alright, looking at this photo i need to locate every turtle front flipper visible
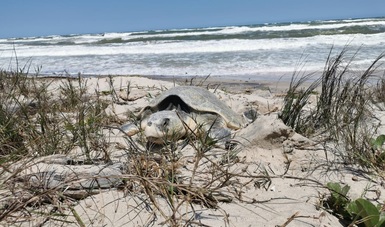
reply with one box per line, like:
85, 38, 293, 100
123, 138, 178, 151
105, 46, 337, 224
209, 127, 231, 142
121, 122, 140, 136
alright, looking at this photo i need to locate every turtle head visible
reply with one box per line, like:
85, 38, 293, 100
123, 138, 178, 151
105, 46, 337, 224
141, 110, 187, 144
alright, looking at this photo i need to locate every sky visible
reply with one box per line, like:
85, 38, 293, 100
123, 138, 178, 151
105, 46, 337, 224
2, 0, 385, 39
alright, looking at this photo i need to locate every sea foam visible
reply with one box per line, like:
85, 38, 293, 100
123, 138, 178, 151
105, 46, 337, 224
0, 17, 384, 80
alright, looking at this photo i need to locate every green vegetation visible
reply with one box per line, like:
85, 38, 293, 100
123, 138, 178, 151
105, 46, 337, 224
323, 182, 385, 226
370, 134, 385, 168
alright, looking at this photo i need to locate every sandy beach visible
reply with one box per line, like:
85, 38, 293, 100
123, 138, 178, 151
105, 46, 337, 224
1, 1, 385, 225
1, 71, 385, 227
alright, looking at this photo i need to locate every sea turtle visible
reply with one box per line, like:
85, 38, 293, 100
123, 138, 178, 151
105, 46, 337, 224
121, 86, 247, 144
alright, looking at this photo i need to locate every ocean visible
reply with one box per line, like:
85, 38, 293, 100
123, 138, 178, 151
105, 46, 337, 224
0, 17, 385, 81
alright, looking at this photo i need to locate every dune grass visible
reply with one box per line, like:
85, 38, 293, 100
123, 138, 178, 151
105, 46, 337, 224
280, 46, 385, 170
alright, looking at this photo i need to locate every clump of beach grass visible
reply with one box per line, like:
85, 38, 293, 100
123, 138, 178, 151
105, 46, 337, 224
279, 66, 320, 134
280, 46, 385, 170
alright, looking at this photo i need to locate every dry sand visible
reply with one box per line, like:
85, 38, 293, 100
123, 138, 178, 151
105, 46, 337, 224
6, 75, 385, 227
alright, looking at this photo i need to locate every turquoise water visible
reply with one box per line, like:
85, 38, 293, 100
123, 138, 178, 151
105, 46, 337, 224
0, 17, 384, 80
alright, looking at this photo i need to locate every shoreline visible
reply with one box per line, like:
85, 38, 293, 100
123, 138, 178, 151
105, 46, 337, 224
144, 74, 299, 93
36, 73, 297, 93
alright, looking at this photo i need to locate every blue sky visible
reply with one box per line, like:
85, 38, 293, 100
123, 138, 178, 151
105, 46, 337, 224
2, 0, 385, 38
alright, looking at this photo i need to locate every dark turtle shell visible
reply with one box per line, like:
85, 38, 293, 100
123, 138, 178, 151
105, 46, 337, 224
140, 86, 245, 129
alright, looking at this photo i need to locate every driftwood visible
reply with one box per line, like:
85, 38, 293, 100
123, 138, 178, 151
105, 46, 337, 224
12, 155, 125, 199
